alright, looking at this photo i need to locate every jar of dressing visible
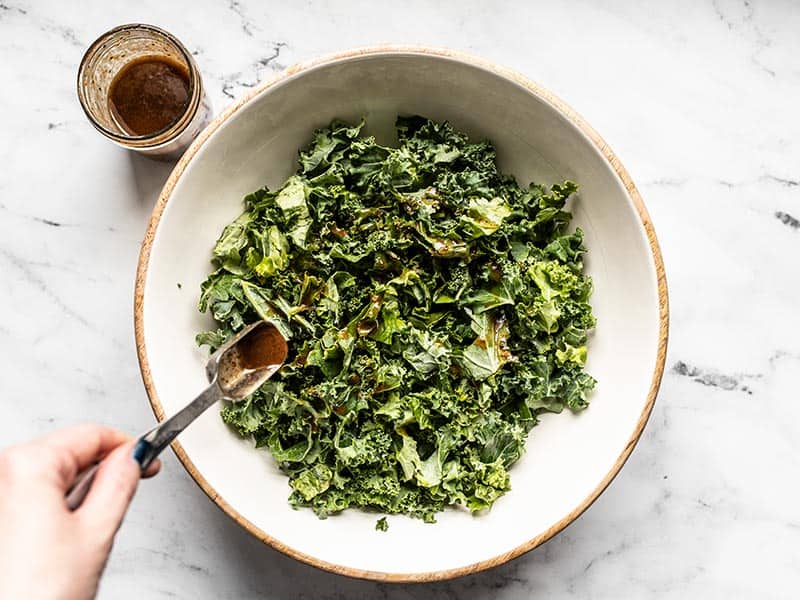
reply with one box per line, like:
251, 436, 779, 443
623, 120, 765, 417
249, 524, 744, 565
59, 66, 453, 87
77, 24, 211, 160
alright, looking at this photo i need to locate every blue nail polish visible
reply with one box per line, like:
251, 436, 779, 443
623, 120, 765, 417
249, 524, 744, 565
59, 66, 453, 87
133, 439, 152, 467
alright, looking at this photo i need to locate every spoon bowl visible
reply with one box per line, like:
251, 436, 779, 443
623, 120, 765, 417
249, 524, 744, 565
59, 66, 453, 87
207, 321, 288, 400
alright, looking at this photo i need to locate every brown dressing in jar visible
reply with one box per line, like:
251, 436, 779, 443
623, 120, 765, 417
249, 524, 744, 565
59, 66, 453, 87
108, 56, 190, 136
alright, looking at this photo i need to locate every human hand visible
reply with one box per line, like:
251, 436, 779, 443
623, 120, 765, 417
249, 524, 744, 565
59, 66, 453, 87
0, 425, 160, 600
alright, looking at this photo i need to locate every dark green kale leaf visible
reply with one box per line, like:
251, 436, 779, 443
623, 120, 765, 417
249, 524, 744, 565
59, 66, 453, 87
197, 117, 596, 522
375, 516, 389, 532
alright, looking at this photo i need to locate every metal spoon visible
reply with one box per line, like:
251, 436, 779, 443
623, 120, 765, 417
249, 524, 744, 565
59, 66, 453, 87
66, 321, 288, 510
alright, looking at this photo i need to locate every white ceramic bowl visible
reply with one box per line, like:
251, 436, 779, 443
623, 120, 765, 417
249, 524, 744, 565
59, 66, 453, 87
135, 46, 668, 581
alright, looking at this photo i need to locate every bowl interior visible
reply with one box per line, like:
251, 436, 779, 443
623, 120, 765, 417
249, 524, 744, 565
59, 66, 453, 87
139, 50, 663, 578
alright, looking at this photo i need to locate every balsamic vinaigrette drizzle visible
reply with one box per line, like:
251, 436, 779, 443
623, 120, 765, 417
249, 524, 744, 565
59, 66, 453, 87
109, 56, 190, 136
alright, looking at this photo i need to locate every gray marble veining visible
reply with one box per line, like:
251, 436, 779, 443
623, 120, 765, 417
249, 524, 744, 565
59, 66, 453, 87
1, 0, 798, 598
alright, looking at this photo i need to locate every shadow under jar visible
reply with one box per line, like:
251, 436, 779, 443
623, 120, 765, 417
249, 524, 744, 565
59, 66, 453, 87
77, 24, 211, 160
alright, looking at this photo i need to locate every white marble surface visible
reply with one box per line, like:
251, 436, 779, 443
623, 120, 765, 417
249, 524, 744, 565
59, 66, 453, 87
1, 0, 798, 597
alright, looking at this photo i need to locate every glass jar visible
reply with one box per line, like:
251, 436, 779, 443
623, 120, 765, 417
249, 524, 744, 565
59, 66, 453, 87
77, 24, 211, 160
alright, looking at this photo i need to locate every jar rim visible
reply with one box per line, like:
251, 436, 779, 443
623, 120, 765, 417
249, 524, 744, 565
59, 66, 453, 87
77, 23, 202, 148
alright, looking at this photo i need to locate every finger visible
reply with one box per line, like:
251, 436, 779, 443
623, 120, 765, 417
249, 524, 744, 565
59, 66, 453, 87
41, 424, 131, 487
142, 458, 161, 478
77, 441, 142, 535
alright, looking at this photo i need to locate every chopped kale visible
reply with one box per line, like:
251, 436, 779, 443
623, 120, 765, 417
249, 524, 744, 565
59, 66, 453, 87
197, 117, 596, 521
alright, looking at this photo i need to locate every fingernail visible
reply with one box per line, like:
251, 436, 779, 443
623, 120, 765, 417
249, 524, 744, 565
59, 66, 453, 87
132, 439, 151, 467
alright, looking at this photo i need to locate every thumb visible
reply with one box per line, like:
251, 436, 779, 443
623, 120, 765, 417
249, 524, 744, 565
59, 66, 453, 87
77, 441, 142, 537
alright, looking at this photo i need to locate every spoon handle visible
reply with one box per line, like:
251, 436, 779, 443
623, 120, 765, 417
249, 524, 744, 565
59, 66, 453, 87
135, 381, 225, 470
64, 381, 224, 510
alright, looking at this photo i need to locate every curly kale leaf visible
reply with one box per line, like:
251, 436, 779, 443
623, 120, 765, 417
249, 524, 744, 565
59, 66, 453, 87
197, 117, 596, 522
